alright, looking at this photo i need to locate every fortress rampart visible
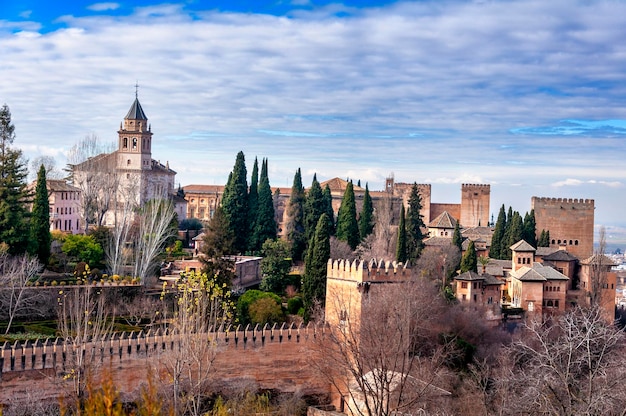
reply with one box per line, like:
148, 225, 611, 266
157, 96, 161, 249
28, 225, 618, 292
0, 324, 326, 404
327, 259, 410, 283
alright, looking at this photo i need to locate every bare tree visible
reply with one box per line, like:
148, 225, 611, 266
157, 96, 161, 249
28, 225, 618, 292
313, 274, 454, 415
132, 198, 177, 283
496, 306, 626, 415
57, 286, 113, 400
105, 176, 138, 276
29, 155, 63, 181
67, 134, 116, 232
589, 226, 610, 308
0, 252, 43, 334
160, 271, 234, 416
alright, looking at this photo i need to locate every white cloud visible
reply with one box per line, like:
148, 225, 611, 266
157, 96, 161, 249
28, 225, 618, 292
1, 0, 626, 228
87, 2, 120, 12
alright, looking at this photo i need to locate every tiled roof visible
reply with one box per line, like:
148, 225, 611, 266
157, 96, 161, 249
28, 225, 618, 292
536, 246, 558, 257
483, 274, 504, 285
512, 263, 569, 282
319, 177, 365, 193
455, 271, 483, 281
429, 211, 457, 228
580, 254, 617, 267
510, 240, 536, 252
424, 237, 453, 247
46, 180, 80, 192
184, 184, 225, 193
125, 98, 147, 120
542, 250, 578, 262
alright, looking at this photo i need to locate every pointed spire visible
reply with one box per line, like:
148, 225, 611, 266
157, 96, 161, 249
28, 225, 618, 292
125, 98, 147, 120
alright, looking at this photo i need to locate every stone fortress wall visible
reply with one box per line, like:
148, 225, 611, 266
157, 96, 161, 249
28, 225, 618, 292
532, 197, 595, 259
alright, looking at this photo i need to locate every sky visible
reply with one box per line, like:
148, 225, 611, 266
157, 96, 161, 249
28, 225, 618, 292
1, 0, 626, 246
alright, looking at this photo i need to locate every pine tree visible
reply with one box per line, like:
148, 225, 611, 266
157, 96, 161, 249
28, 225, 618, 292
221, 151, 249, 253
285, 168, 306, 261
452, 221, 463, 251
0, 104, 30, 255
396, 204, 407, 263
406, 183, 425, 262
303, 213, 331, 320
460, 240, 478, 273
247, 157, 259, 249
336, 181, 359, 250
31, 164, 51, 265
359, 183, 374, 241
322, 184, 335, 235
490, 205, 506, 259
522, 209, 537, 247
304, 174, 325, 245
251, 158, 276, 251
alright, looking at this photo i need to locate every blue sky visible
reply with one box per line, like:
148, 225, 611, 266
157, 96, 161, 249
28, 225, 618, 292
2, 0, 626, 245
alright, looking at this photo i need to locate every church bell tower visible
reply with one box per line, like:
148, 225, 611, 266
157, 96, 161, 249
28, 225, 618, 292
117, 94, 153, 171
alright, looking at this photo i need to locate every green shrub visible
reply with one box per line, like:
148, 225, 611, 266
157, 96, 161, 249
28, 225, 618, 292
237, 290, 282, 326
287, 296, 303, 315
248, 297, 285, 325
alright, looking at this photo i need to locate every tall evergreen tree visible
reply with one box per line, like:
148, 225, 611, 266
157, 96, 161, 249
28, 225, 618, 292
221, 151, 249, 253
406, 183, 425, 262
200, 206, 236, 287
460, 240, 478, 273
490, 204, 506, 259
335, 181, 360, 250
251, 158, 276, 251
0, 104, 30, 254
247, 157, 259, 248
538, 229, 551, 247
322, 184, 335, 235
304, 174, 325, 245
31, 164, 51, 265
285, 168, 306, 261
303, 213, 331, 320
522, 209, 537, 247
359, 184, 374, 241
504, 211, 523, 259
452, 221, 463, 251
396, 204, 407, 263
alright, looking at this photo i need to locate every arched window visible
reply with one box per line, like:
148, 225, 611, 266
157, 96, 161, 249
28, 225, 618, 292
575, 240, 579, 245
132, 138, 137, 149
123, 138, 128, 148
547, 300, 553, 307
552, 239, 556, 244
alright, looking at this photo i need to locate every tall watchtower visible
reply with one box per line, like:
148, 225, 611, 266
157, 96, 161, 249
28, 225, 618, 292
460, 184, 490, 228
531, 197, 595, 259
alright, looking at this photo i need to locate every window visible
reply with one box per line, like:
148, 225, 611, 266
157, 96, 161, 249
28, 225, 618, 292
461, 282, 468, 289
473, 294, 477, 302
127, 159, 131, 165
462, 294, 466, 301
575, 240, 579, 245
123, 138, 128, 148
555, 300, 559, 308
132, 138, 137, 149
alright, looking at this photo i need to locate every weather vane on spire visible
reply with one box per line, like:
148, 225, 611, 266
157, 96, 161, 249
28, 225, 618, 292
135, 81, 139, 99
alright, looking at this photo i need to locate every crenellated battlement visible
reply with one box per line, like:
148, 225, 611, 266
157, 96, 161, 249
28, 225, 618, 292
327, 258, 410, 283
461, 183, 490, 189
532, 196, 595, 208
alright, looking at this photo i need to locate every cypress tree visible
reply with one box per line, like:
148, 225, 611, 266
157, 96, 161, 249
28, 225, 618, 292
336, 181, 359, 250
247, 157, 259, 248
490, 204, 506, 259
304, 174, 325, 245
522, 209, 537, 247
251, 158, 276, 251
359, 183, 374, 240
200, 206, 236, 287
285, 168, 306, 260
538, 229, 550, 247
452, 221, 463, 251
504, 211, 523, 259
396, 204, 407, 263
0, 104, 30, 254
221, 151, 249, 253
31, 165, 51, 265
303, 213, 331, 320
406, 183, 425, 262
460, 240, 478, 273
322, 184, 335, 235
